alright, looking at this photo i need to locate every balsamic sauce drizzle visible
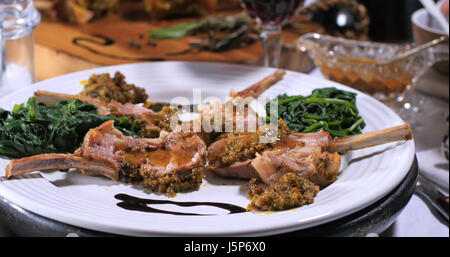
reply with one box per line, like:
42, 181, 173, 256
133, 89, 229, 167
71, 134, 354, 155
72, 34, 165, 62
115, 193, 246, 216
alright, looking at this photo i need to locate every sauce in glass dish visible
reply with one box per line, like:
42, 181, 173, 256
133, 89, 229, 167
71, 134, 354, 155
319, 57, 414, 95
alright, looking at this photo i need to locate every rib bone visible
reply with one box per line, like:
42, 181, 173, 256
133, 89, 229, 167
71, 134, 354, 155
5, 153, 118, 180
328, 124, 413, 153
35, 90, 101, 106
229, 70, 287, 98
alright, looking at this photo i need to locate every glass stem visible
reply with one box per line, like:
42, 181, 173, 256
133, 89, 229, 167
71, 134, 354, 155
260, 26, 283, 67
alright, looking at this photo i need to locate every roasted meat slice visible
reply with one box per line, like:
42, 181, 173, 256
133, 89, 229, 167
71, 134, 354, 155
206, 120, 319, 179
209, 124, 413, 188
245, 124, 412, 211
195, 70, 287, 140
248, 129, 338, 188
251, 146, 341, 188
5, 120, 207, 196
138, 130, 207, 196
208, 160, 258, 180
74, 120, 166, 181
206, 120, 291, 177
207, 134, 261, 169
4, 120, 163, 180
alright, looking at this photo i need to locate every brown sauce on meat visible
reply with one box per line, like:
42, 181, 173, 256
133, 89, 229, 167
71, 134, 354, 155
121, 151, 153, 165
146, 150, 171, 167
115, 193, 246, 215
121, 148, 195, 168
171, 148, 196, 166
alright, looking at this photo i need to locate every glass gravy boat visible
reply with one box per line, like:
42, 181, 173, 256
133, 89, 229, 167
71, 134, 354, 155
296, 33, 449, 106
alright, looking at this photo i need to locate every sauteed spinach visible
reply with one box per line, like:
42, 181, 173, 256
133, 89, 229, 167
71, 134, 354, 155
267, 88, 365, 137
0, 97, 138, 159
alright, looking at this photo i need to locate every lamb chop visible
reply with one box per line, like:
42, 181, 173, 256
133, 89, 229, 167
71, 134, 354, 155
35, 70, 287, 143
4, 69, 286, 197
34, 90, 144, 117
196, 69, 286, 137
208, 123, 413, 188
207, 119, 291, 179
35, 90, 177, 138
5, 120, 207, 196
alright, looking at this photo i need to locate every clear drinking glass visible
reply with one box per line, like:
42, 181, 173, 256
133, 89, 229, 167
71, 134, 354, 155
240, 0, 305, 67
0, 0, 41, 96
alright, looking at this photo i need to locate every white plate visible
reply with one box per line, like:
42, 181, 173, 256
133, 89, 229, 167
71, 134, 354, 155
0, 62, 415, 236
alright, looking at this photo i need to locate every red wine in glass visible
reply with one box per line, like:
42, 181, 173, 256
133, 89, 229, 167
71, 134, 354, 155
241, 0, 305, 27
240, 0, 306, 67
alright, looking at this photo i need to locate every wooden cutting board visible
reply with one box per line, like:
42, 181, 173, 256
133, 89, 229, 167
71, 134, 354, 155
34, 11, 319, 67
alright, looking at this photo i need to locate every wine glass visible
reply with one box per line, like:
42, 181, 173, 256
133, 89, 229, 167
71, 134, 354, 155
240, 0, 306, 67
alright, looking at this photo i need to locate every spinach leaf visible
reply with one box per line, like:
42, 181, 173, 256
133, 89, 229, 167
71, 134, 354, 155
0, 97, 138, 159
266, 88, 365, 137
